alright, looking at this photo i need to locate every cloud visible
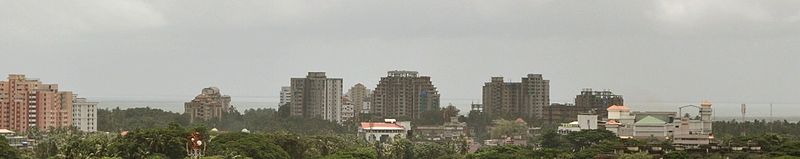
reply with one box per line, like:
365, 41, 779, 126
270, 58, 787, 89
0, 0, 166, 40
652, 0, 800, 35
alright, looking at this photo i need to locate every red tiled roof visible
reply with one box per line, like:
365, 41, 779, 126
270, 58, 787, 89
607, 105, 629, 111
607, 120, 620, 125
360, 122, 405, 130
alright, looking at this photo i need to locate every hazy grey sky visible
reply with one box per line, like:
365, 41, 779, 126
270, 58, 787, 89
2, 0, 799, 115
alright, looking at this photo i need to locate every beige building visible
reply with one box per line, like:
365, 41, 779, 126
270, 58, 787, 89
359, 119, 411, 143
415, 117, 468, 141
341, 103, 355, 122
72, 96, 97, 132
279, 86, 291, 106
185, 87, 233, 123
0, 74, 76, 132
346, 83, 368, 120
371, 70, 440, 119
605, 102, 714, 149
482, 74, 550, 119
290, 72, 343, 122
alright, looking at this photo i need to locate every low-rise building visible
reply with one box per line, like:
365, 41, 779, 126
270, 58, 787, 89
358, 119, 411, 143
341, 104, 355, 122
604, 102, 714, 148
1, 129, 31, 149
415, 117, 468, 141
557, 114, 599, 134
557, 121, 581, 134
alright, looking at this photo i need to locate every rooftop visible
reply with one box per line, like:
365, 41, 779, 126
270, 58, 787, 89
607, 105, 630, 111
360, 122, 406, 130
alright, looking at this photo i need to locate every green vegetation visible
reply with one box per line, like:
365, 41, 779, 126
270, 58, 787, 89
0, 136, 23, 159
98, 106, 353, 135
5, 107, 800, 158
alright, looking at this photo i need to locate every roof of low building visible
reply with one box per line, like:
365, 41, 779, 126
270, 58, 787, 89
635, 115, 667, 125
607, 105, 630, 111
0, 129, 14, 134
360, 122, 406, 130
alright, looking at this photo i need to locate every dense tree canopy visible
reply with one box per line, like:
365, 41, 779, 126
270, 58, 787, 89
98, 106, 353, 135
0, 136, 22, 159
489, 119, 528, 139
25, 107, 800, 159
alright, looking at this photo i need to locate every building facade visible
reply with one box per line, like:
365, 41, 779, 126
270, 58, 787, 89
415, 117, 468, 141
358, 119, 411, 143
371, 70, 440, 119
72, 96, 97, 132
575, 88, 623, 118
341, 103, 355, 122
0, 74, 77, 132
185, 87, 233, 123
543, 89, 624, 123
279, 86, 291, 106
605, 102, 715, 148
347, 83, 368, 120
482, 74, 549, 119
290, 72, 343, 122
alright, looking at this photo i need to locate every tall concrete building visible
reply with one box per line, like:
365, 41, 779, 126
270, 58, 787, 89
483, 77, 522, 117
72, 96, 97, 132
371, 70, 440, 119
346, 83, 368, 120
0, 74, 76, 132
279, 86, 291, 106
185, 87, 233, 123
575, 89, 623, 110
543, 89, 624, 123
290, 72, 343, 122
482, 74, 550, 119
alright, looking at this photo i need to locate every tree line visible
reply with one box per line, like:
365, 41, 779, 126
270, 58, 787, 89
5, 106, 800, 158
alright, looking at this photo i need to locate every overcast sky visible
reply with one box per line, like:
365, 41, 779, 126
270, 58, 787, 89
2, 0, 799, 115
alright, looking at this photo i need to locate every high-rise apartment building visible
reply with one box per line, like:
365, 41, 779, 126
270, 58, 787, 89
346, 83, 368, 120
371, 70, 440, 119
279, 86, 291, 106
482, 74, 549, 119
290, 72, 343, 122
72, 96, 97, 132
0, 74, 77, 132
185, 87, 233, 123
575, 88, 623, 117
542, 89, 623, 123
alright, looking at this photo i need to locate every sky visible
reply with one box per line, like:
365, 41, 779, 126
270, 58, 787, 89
1, 0, 799, 116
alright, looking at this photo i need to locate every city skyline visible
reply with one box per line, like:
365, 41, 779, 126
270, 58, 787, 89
3, 1, 800, 158
0, 72, 791, 119
2, 1, 799, 117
